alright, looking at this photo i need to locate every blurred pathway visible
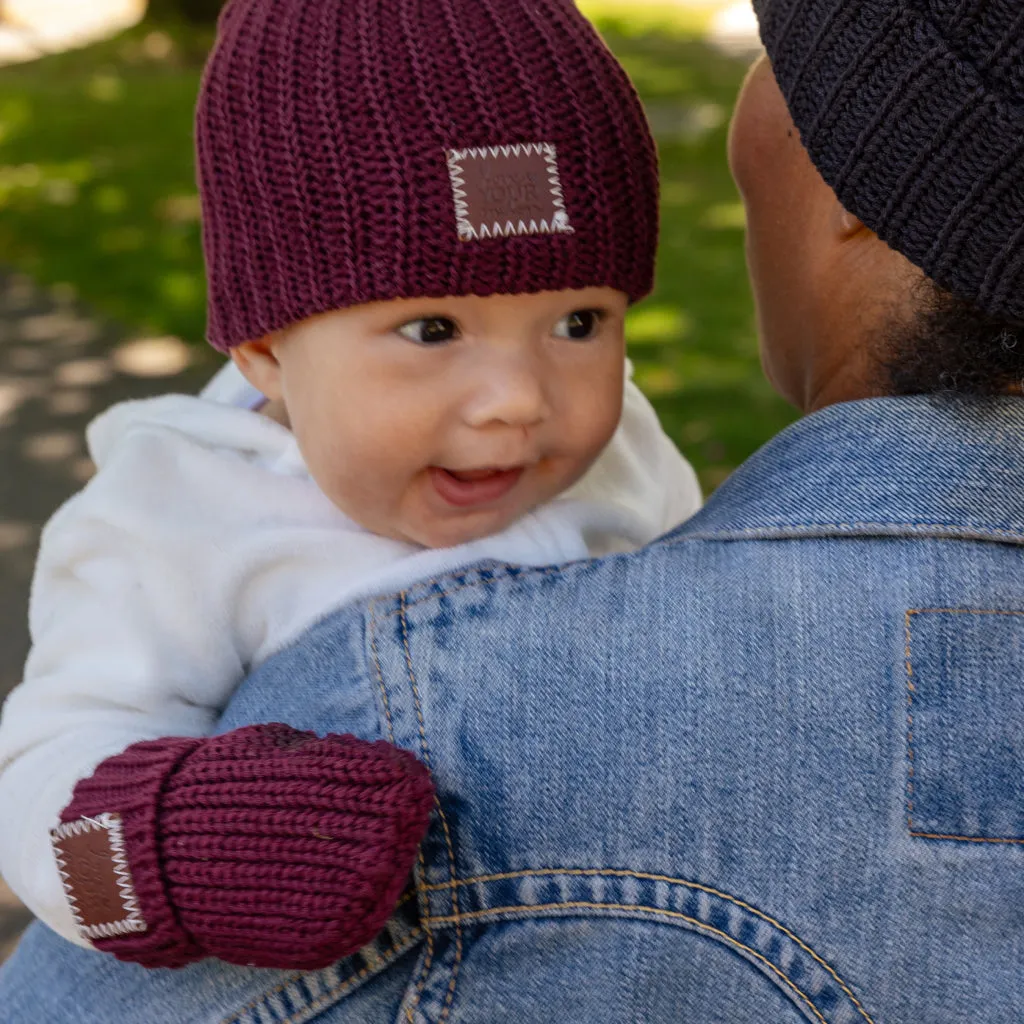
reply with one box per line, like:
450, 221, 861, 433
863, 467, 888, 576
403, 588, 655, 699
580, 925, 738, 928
0, 271, 216, 960
0, 879, 30, 963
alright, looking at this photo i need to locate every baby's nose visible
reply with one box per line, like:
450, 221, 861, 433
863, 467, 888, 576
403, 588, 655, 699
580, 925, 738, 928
461, 362, 550, 430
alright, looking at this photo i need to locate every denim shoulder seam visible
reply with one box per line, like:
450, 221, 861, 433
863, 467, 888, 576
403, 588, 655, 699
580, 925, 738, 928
373, 523, 1024, 621
383, 565, 567, 617
682, 522, 1024, 542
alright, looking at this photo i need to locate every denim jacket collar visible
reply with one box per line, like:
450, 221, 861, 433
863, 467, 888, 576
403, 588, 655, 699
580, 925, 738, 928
680, 395, 1024, 544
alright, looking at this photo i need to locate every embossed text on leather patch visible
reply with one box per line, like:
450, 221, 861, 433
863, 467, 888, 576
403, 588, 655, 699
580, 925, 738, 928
51, 813, 147, 941
447, 143, 574, 242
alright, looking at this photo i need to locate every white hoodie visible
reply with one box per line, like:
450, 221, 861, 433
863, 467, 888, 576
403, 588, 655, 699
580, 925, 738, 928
0, 364, 701, 947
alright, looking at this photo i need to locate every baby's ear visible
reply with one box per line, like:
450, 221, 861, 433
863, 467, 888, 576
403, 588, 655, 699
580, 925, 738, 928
231, 336, 284, 400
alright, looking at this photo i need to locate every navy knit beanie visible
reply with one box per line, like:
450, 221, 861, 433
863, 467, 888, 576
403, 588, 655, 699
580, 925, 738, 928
753, 0, 1024, 322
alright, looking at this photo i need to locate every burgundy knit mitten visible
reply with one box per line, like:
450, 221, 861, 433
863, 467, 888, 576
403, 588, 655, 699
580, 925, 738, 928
51, 724, 434, 970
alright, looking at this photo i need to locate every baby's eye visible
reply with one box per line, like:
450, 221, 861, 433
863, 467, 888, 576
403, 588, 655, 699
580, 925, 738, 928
397, 317, 459, 345
553, 309, 603, 341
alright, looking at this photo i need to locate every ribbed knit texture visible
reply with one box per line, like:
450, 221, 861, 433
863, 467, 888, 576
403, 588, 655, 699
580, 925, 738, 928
754, 0, 1024, 321
196, 0, 660, 351
60, 724, 435, 970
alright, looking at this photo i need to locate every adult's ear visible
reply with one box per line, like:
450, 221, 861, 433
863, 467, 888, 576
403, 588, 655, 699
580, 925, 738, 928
834, 202, 866, 241
230, 336, 284, 400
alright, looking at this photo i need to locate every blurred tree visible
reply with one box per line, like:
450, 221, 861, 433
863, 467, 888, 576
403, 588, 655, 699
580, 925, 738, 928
147, 0, 224, 22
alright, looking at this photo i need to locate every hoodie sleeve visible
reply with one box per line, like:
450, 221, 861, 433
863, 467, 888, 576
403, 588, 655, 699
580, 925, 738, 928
0, 405, 252, 947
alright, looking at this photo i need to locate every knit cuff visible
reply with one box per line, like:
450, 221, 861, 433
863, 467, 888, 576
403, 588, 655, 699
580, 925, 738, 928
54, 736, 206, 968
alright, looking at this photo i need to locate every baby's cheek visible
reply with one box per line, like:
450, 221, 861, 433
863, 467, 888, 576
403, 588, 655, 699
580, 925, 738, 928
555, 401, 623, 492
583, 400, 623, 460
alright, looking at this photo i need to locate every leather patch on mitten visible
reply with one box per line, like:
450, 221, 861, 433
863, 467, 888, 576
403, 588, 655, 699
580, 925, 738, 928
51, 813, 147, 941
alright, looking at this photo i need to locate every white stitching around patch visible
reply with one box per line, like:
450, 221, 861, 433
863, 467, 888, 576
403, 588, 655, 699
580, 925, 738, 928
52, 812, 148, 941
446, 142, 574, 242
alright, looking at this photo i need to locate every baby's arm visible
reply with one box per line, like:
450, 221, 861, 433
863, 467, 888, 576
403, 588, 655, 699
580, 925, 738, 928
0, 450, 241, 947
0, 411, 433, 969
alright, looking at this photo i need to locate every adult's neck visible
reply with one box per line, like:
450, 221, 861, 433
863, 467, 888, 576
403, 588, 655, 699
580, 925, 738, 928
803, 362, 888, 414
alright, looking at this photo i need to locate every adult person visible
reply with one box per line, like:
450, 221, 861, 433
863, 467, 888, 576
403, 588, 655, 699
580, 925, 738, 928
3, 0, 1024, 1020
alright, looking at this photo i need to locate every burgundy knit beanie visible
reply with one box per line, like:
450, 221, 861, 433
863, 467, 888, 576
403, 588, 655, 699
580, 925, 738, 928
197, 0, 659, 351
753, 0, 1024, 322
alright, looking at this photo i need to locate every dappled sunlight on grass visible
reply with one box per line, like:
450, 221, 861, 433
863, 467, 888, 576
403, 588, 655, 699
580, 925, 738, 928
0, 25, 209, 345
701, 200, 747, 230
627, 304, 693, 346
606, 19, 796, 488
578, 1, 718, 38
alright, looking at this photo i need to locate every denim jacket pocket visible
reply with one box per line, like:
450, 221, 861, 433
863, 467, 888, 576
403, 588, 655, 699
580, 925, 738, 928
905, 609, 1024, 843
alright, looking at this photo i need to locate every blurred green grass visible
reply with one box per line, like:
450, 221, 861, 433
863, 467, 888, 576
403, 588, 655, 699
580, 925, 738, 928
0, 12, 797, 490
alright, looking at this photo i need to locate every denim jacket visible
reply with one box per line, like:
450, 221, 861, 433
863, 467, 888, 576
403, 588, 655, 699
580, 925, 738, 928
3, 395, 1023, 1023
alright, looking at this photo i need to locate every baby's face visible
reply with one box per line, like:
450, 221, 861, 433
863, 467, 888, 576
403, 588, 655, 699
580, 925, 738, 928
233, 288, 627, 547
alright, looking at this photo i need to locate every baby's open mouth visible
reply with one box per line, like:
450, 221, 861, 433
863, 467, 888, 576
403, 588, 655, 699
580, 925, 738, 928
429, 466, 525, 508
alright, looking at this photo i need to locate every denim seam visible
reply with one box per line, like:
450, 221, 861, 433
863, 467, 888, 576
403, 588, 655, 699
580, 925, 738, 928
681, 523, 1024, 541
905, 608, 1024, 844
905, 610, 918, 834
380, 566, 568, 617
909, 830, 1024, 843
371, 522, 1024, 620
370, 601, 438, 1022
398, 593, 463, 1024
219, 927, 424, 1024
369, 601, 397, 746
427, 901, 835, 1024
420, 867, 873, 1023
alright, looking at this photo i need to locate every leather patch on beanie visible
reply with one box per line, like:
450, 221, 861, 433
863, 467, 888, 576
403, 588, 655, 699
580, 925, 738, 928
51, 813, 147, 941
447, 143, 574, 242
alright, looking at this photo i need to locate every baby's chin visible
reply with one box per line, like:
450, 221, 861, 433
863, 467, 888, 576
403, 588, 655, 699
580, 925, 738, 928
398, 507, 532, 550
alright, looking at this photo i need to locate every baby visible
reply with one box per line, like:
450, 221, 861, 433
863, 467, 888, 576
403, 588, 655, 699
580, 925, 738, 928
0, 0, 700, 972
